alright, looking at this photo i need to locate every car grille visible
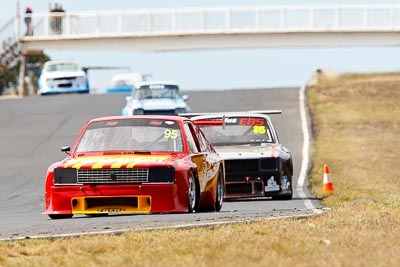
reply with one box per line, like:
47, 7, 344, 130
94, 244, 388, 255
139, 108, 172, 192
225, 158, 277, 172
54, 77, 76, 81
77, 168, 148, 184
225, 159, 259, 171
143, 110, 176, 115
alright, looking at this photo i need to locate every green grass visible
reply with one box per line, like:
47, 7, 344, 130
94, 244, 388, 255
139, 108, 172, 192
1, 72, 400, 266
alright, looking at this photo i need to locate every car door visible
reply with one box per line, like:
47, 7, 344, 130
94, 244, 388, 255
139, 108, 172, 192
183, 122, 208, 193
191, 122, 221, 193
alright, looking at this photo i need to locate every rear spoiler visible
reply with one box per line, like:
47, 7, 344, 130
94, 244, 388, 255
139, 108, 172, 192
179, 110, 282, 118
193, 119, 224, 126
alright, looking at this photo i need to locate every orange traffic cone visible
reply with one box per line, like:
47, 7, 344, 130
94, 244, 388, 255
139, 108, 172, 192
323, 164, 334, 192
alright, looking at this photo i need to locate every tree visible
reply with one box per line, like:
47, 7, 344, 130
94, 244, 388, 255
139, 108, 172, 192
0, 46, 50, 95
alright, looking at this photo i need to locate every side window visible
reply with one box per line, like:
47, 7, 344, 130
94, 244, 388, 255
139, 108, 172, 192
184, 123, 199, 153
194, 125, 208, 152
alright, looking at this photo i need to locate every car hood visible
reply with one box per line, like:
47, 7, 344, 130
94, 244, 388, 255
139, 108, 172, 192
41, 70, 86, 79
133, 98, 186, 110
61, 154, 179, 169
214, 144, 282, 160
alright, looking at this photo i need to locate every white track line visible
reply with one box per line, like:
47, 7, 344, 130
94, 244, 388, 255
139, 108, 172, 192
0, 212, 319, 241
297, 83, 323, 215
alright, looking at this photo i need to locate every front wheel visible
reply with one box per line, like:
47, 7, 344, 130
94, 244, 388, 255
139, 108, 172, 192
214, 170, 224, 212
272, 176, 293, 200
188, 173, 199, 213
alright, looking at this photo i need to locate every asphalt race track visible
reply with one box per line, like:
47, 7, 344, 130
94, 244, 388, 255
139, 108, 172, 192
0, 88, 323, 239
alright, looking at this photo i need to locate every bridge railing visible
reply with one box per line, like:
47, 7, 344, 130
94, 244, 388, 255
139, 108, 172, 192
18, 4, 400, 39
1, 17, 17, 46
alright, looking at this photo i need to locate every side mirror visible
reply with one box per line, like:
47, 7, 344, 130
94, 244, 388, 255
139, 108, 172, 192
61, 146, 71, 155
125, 96, 133, 102
182, 95, 189, 101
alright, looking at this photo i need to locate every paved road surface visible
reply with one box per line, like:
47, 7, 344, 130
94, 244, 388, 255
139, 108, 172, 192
0, 88, 323, 239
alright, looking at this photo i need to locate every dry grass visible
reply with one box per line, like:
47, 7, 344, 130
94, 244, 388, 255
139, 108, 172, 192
1, 72, 400, 267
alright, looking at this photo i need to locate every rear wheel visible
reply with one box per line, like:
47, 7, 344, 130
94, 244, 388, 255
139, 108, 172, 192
48, 214, 73, 219
188, 173, 199, 213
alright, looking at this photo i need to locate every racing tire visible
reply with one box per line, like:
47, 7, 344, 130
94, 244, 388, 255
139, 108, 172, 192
48, 214, 73, 219
272, 176, 293, 201
214, 170, 224, 212
188, 173, 199, 213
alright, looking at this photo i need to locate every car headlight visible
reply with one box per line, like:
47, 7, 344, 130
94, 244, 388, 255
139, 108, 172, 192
75, 76, 86, 86
147, 167, 175, 183
133, 109, 144, 115
46, 79, 55, 87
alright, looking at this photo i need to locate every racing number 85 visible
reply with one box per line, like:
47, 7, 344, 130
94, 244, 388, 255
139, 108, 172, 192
164, 129, 178, 139
253, 125, 266, 134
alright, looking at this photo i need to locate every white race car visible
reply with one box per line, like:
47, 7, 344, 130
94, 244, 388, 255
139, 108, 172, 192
191, 111, 293, 200
121, 81, 191, 115
39, 60, 89, 95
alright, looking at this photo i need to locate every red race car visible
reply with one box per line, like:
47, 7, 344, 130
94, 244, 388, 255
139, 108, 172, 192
45, 115, 225, 219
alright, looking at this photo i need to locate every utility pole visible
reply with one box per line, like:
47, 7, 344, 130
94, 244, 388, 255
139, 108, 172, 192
16, 1, 26, 96
18, 54, 26, 96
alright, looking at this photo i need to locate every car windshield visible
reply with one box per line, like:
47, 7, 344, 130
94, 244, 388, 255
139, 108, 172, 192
76, 119, 184, 153
46, 63, 80, 72
133, 84, 182, 100
200, 117, 274, 146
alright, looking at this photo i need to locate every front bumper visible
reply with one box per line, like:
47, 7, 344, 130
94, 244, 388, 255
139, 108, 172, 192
45, 183, 186, 215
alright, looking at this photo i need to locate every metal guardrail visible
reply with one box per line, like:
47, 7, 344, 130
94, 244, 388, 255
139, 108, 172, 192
18, 4, 400, 39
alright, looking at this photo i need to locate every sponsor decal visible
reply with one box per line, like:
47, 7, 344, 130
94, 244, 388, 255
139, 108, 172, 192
105, 121, 118, 127
224, 118, 237, 124
265, 176, 280, 192
239, 118, 265, 126
149, 120, 163, 126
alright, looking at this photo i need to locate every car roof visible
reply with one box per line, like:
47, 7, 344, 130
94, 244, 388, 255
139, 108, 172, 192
190, 112, 275, 121
87, 115, 189, 124
136, 81, 178, 88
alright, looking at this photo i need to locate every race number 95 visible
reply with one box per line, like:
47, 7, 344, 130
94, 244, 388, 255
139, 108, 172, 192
164, 129, 178, 139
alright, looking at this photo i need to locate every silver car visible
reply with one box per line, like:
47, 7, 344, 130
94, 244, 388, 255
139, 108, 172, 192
121, 81, 191, 116
192, 111, 293, 200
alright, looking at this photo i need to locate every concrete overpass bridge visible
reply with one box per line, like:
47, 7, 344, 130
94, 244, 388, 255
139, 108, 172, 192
11, 4, 400, 52
2, 4, 400, 95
